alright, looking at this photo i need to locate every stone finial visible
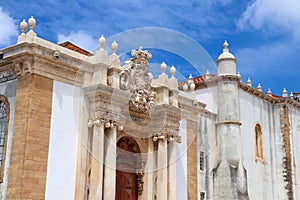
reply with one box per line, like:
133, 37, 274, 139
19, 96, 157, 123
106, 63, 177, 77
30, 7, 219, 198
217, 40, 237, 76
188, 73, 194, 84
28, 16, 36, 31
205, 69, 212, 80
257, 83, 262, 92
290, 92, 294, 98
95, 35, 108, 64
170, 65, 176, 77
183, 83, 188, 92
168, 65, 178, 89
111, 40, 118, 54
20, 19, 28, 34
267, 88, 272, 96
223, 40, 229, 52
282, 88, 288, 97
190, 82, 195, 91
217, 40, 236, 61
160, 61, 167, 73
246, 77, 252, 87
99, 35, 106, 49
237, 72, 241, 80
109, 41, 120, 67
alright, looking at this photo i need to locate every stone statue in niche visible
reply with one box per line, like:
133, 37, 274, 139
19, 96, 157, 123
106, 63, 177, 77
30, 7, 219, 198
119, 47, 156, 113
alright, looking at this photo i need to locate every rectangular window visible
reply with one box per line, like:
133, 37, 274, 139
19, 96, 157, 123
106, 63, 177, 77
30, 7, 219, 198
200, 192, 205, 200
199, 151, 205, 172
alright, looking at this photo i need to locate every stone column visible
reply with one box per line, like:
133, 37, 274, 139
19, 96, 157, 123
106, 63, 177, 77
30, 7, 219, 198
156, 135, 168, 200
168, 139, 177, 200
103, 122, 117, 199
143, 138, 154, 200
89, 119, 105, 200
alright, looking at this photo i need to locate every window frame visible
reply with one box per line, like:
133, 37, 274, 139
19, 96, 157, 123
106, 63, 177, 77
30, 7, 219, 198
254, 123, 263, 161
199, 150, 205, 172
0, 95, 9, 183
200, 191, 206, 200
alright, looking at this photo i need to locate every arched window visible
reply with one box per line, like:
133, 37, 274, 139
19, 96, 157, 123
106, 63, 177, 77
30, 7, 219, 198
0, 96, 9, 183
255, 123, 263, 161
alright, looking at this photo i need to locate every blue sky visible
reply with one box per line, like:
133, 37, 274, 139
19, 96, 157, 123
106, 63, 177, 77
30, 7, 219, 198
0, 0, 300, 95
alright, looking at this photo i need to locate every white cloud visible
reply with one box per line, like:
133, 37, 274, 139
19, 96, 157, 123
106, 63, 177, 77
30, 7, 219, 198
236, 41, 300, 86
0, 7, 18, 47
235, 41, 300, 94
57, 31, 97, 53
237, 0, 300, 41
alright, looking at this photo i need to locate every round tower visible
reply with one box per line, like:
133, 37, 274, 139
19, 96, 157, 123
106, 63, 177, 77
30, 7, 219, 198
214, 41, 249, 199
216, 41, 241, 166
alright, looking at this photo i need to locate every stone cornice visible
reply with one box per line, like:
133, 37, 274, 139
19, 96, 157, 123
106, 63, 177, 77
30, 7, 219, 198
194, 75, 241, 90
239, 82, 300, 109
215, 120, 242, 126
178, 91, 210, 121
1, 41, 108, 87
193, 75, 300, 110
84, 84, 183, 138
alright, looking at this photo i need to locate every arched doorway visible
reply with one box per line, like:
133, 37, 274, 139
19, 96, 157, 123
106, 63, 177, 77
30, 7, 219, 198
116, 137, 141, 200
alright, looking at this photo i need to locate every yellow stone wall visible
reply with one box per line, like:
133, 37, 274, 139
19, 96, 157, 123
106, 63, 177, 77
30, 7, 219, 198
6, 74, 53, 199
187, 120, 198, 200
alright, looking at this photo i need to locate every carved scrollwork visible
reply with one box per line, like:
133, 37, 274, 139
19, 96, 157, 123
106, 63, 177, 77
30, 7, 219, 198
137, 172, 144, 196
129, 89, 156, 113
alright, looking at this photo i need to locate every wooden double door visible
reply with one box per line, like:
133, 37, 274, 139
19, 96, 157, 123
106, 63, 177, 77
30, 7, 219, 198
115, 137, 140, 200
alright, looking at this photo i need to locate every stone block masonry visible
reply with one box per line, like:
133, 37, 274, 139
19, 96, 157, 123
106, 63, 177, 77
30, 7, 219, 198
187, 120, 198, 200
6, 74, 53, 199
282, 105, 294, 200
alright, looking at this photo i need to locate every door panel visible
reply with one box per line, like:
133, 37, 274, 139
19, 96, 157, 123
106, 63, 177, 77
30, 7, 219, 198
116, 170, 137, 200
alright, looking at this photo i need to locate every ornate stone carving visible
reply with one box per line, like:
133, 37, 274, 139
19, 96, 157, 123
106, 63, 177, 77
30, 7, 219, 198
0, 69, 17, 83
119, 47, 156, 113
87, 118, 124, 131
152, 133, 181, 143
129, 89, 156, 113
137, 171, 144, 196
14, 61, 32, 77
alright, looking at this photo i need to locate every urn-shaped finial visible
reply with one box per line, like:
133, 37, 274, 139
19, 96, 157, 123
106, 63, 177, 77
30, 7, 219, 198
28, 16, 36, 31
99, 35, 106, 49
111, 40, 118, 53
20, 19, 28, 34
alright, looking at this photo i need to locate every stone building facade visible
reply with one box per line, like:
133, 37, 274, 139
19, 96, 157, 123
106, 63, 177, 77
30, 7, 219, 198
0, 17, 299, 200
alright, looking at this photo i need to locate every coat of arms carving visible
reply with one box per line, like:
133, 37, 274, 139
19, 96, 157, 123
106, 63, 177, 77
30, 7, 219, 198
119, 47, 156, 113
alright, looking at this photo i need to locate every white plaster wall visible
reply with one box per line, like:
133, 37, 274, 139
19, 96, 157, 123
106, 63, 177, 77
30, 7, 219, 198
45, 81, 80, 200
195, 86, 218, 114
197, 114, 217, 200
239, 89, 286, 200
177, 119, 187, 200
0, 79, 17, 200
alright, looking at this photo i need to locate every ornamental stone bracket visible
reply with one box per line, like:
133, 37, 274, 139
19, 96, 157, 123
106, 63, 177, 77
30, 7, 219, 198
88, 118, 123, 131
119, 47, 156, 114
152, 133, 182, 143
14, 59, 32, 76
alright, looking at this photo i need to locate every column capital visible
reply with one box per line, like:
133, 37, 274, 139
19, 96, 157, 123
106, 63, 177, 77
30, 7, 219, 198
87, 118, 106, 128
152, 133, 181, 143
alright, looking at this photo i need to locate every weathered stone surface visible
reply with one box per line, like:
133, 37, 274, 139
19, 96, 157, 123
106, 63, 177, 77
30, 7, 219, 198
187, 120, 198, 200
6, 74, 53, 199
